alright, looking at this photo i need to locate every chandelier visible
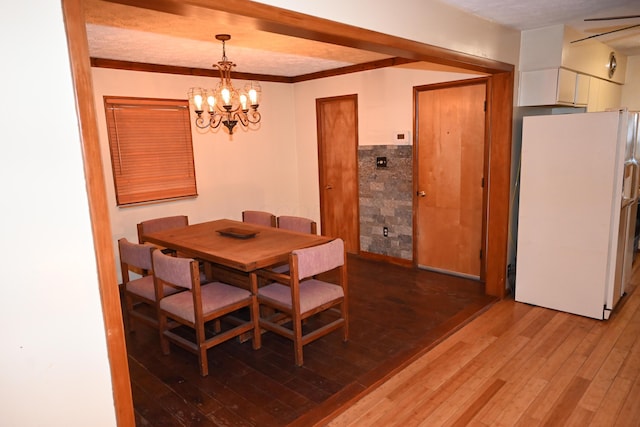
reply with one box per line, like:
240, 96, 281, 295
188, 34, 262, 135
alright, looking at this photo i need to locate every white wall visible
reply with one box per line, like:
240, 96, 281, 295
0, 1, 116, 426
292, 66, 484, 224
93, 66, 483, 256
621, 56, 640, 111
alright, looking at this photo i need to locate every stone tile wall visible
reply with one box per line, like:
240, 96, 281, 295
358, 145, 413, 260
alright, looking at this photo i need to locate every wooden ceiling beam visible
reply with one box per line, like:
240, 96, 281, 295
100, 0, 514, 74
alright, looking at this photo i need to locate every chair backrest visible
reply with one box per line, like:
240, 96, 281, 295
137, 215, 189, 243
152, 250, 197, 290
277, 215, 317, 234
118, 238, 154, 275
242, 210, 276, 227
292, 238, 344, 280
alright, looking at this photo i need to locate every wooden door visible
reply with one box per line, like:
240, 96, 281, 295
415, 81, 487, 278
316, 95, 359, 254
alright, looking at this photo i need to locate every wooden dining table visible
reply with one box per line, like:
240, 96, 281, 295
141, 218, 332, 273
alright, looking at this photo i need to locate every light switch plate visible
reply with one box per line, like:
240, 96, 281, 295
393, 131, 411, 145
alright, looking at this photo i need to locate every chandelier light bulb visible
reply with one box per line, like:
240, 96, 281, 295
193, 94, 203, 111
221, 87, 231, 106
240, 94, 247, 110
249, 89, 257, 105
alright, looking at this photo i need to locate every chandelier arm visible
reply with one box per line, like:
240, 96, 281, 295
246, 110, 261, 125
208, 114, 224, 130
194, 115, 212, 129
233, 111, 249, 127
229, 111, 261, 130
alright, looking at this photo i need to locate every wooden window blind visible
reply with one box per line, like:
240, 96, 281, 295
104, 97, 197, 206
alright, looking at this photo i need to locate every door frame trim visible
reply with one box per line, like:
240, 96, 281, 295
62, 0, 134, 424
316, 94, 360, 253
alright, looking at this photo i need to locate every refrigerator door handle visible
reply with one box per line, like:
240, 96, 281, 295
622, 198, 635, 208
630, 161, 639, 201
622, 161, 639, 207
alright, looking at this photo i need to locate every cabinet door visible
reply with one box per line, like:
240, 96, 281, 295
557, 68, 577, 104
519, 69, 559, 106
587, 77, 622, 112
598, 80, 622, 111
574, 73, 590, 106
519, 68, 579, 107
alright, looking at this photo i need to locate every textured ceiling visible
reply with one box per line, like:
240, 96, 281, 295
441, 0, 640, 55
84, 0, 640, 77
84, 0, 391, 77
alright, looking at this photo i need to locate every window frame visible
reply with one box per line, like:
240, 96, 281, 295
103, 96, 198, 206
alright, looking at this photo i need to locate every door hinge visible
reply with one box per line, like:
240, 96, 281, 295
484, 100, 487, 111
480, 249, 483, 259
481, 176, 485, 188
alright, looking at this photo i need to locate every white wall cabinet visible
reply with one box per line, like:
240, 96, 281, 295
518, 68, 589, 107
587, 77, 623, 112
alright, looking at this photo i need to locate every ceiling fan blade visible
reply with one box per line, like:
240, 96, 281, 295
584, 15, 640, 22
584, 23, 639, 34
101, 0, 191, 16
571, 23, 640, 44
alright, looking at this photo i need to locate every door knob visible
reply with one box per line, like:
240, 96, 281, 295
325, 185, 333, 190
417, 191, 426, 197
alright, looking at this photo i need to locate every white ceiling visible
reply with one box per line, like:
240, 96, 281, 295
441, 0, 640, 55
85, 0, 640, 77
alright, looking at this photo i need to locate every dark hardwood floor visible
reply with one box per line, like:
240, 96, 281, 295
125, 255, 498, 426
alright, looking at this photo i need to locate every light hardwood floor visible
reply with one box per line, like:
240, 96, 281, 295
328, 268, 640, 426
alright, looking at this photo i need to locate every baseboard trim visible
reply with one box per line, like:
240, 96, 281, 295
356, 251, 413, 267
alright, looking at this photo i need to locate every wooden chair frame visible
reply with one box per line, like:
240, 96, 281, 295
255, 239, 348, 366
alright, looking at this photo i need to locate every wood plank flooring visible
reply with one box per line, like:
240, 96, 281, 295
328, 265, 640, 426
125, 255, 496, 426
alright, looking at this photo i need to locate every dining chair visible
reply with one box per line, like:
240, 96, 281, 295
277, 215, 317, 234
137, 214, 210, 283
118, 238, 183, 333
137, 215, 189, 249
152, 250, 261, 376
242, 210, 276, 227
255, 238, 348, 366
272, 215, 318, 274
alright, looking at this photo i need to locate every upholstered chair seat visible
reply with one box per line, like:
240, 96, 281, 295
258, 279, 344, 313
159, 282, 252, 324
127, 275, 180, 301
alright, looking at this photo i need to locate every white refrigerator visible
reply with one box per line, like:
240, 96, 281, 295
515, 110, 639, 320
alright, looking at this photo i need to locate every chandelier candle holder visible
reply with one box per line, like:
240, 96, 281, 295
188, 34, 262, 135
